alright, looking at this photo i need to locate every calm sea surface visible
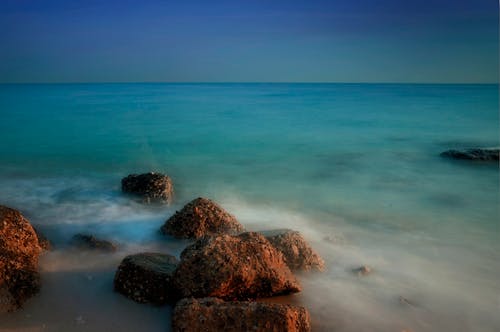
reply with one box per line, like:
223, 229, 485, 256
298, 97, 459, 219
0, 83, 499, 331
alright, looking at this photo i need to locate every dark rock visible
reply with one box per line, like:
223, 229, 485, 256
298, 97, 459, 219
172, 232, 301, 300
352, 265, 372, 276
0, 205, 42, 312
160, 197, 244, 239
172, 297, 311, 332
260, 229, 325, 272
32, 226, 51, 251
114, 253, 179, 305
440, 148, 499, 161
71, 234, 117, 252
121, 172, 174, 204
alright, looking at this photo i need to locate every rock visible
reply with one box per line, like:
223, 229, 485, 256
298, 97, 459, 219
352, 265, 372, 276
440, 148, 499, 161
173, 232, 301, 300
260, 229, 325, 272
71, 234, 118, 252
114, 253, 179, 305
0, 205, 42, 312
32, 226, 51, 251
160, 197, 244, 239
121, 172, 173, 204
172, 297, 311, 332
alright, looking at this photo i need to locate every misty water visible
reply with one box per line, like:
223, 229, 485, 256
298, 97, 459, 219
0, 83, 498, 331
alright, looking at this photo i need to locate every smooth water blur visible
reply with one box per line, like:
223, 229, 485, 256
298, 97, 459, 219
0, 83, 498, 331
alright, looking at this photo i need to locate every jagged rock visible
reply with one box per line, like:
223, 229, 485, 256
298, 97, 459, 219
172, 232, 301, 300
71, 234, 117, 252
260, 229, 325, 272
114, 253, 179, 305
0, 205, 42, 312
121, 172, 173, 204
161, 197, 244, 239
440, 148, 499, 161
32, 226, 51, 251
172, 297, 311, 332
352, 265, 372, 276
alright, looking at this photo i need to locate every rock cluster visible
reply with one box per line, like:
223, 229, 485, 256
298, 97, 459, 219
121, 172, 174, 204
114, 253, 178, 305
172, 297, 311, 332
160, 197, 244, 239
440, 148, 499, 161
0, 206, 42, 312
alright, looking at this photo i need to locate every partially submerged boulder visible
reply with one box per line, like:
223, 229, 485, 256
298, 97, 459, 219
440, 148, 499, 161
261, 229, 325, 272
173, 232, 301, 300
121, 172, 174, 204
172, 297, 311, 332
114, 253, 179, 305
352, 265, 372, 276
161, 197, 244, 239
71, 234, 117, 252
0, 206, 42, 312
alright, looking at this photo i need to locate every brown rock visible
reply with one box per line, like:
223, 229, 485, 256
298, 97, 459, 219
114, 253, 178, 305
71, 234, 118, 252
160, 197, 244, 239
172, 297, 311, 332
352, 265, 371, 276
0, 206, 42, 312
121, 172, 173, 204
32, 226, 51, 251
173, 232, 301, 300
261, 229, 325, 272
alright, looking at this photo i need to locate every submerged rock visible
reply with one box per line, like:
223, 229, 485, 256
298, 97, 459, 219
0, 205, 42, 312
440, 148, 499, 161
172, 297, 311, 332
71, 234, 117, 252
260, 229, 325, 272
352, 265, 372, 276
114, 253, 179, 305
121, 172, 174, 204
173, 232, 301, 300
160, 197, 244, 239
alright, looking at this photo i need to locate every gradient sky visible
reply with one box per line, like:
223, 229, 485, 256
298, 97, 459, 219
0, 0, 498, 83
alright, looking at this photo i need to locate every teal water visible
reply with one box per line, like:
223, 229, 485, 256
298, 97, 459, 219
0, 83, 499, 331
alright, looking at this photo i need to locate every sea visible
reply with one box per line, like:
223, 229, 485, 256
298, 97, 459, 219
0, 83, 498, 331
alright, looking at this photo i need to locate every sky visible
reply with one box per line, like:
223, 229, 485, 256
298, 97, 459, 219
0, 0, 498, 83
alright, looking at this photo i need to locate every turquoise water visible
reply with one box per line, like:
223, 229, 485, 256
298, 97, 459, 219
0, 83, 499, 331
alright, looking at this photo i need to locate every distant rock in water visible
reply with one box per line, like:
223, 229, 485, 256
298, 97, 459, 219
114, 253, 178, 305
160, 197, 244, 239
352, 265, 372, 276
440, 148, 499, 161
173, 232, 301, 300
260, 229, 325, 272
0, 205, 42, 313
121, 172, 173, 204
71, 234, 117, 252
172, 297, 311, 332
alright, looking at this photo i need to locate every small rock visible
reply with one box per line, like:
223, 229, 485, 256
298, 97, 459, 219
172, 297, 311, 332
352, 265, 372, 276
121, 172, 174, 204
71, 234, 117, 252
114, 253, 179, 305
440, 148, 499, 161
160, 197, 244, 239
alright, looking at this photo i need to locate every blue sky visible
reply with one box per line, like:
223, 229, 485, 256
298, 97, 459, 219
0, 0, 498, 83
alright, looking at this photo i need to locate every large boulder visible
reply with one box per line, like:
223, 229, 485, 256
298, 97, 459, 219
260, 229, 325, 272
121, 172, 174, 204
0, 206, 42, 312
172, 297, 311, 332
172, 232, 301, 300
160, 197, 244, 239
71, 234, 118, 252
114, 253, 178, 305
440, 148, 499, 161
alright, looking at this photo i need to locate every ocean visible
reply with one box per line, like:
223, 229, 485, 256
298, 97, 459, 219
0, 83, 498, 331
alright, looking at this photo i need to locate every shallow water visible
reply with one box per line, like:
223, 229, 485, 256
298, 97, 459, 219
0, 83, 499, 331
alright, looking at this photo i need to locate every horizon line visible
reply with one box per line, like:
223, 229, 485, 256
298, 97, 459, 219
0, 81, 498, 85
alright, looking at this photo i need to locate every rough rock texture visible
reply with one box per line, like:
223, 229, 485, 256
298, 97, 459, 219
173, 232, 301, 300
32, 226, 51, 251
71, 234, 117, 252
0, 206, 42, 312
261, 229, 325, 272
161, 197, 244, 239
114, 253, 179, 305
172, 297, 311, 332
441, 148, 499, 161
121, 172, 174, 204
